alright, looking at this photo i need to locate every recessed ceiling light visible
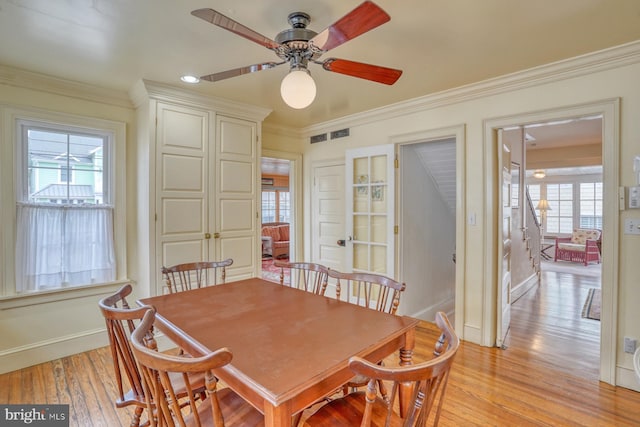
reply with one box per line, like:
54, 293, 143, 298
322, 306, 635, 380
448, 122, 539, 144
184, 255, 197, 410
180, 75, 200, 84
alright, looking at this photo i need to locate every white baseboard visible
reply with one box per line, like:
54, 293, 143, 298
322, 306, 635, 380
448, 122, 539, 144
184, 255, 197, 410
409, 297, 455, 323
512, 273, 539, 303
463, 324, 482, 344
0, 329, 109, 375
616, 366, 640, 392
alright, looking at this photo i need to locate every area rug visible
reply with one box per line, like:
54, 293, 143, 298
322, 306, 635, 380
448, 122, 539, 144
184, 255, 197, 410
581, 288, 601, 321
261, 257, 289, 284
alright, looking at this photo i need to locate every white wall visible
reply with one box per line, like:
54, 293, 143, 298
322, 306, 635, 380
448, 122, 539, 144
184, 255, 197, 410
399, 144, 455, 320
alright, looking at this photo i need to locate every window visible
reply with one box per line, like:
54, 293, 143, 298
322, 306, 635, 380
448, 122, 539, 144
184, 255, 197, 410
580, 182, 603, 229
546, 183, 574, 234
278, 191, 291, 222
59, 165, 72, 183
14, 118, 117, 293
262, 191, 276, 223
528, 174, 602, 236
261, 189, 290, 223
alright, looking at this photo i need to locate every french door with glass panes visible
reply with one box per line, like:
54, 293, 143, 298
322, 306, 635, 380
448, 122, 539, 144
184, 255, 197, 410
345, 145, 395, 277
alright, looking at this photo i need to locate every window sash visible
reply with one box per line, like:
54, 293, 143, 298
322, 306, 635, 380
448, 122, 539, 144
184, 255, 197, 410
13, 117, 118, 293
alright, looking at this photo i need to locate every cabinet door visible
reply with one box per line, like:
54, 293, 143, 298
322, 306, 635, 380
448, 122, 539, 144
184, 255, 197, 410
155, 102, 211, 293
215, 115, 258, 281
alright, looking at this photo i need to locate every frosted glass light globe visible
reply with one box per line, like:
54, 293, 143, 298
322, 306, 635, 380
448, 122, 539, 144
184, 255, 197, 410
280, 69, 316, 109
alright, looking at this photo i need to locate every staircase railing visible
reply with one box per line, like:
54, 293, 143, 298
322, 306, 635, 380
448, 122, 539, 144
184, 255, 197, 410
524, 188, 541, 271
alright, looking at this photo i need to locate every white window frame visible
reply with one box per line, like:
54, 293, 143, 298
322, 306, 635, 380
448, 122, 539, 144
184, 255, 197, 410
0, 106, 128, 308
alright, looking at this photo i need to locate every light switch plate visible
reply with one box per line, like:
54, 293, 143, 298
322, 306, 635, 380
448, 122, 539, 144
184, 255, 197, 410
624, 219, 640, 235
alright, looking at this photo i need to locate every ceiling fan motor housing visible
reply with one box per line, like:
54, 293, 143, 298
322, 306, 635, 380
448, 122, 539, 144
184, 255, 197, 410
275, 12, 321, 68
275, 12, 318, 44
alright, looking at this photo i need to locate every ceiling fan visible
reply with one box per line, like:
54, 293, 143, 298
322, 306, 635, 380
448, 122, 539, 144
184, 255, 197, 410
191, 1, 403, 109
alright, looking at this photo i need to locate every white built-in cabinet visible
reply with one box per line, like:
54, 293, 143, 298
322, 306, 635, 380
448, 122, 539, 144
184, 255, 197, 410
131, 81, 271, 295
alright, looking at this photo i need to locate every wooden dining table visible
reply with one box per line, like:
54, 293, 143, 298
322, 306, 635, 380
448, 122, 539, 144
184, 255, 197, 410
138, 277, 420, 427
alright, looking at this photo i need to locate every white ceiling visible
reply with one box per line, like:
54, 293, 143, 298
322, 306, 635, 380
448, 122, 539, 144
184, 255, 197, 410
1, 0, 639, 130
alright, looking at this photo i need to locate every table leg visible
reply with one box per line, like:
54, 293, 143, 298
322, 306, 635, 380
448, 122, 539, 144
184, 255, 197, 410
264, 402, 292, 427
398, 328, 416, 417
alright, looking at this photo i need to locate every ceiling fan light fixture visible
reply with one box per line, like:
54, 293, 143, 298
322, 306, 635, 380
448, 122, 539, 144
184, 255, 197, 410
280, 68, 316, 109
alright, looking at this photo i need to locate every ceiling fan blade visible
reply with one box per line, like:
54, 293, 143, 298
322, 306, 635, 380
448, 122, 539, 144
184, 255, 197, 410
200, 62, 283, 82
192, 8, 280, 50
310, 1, 390, 52
322, 58, 402, 85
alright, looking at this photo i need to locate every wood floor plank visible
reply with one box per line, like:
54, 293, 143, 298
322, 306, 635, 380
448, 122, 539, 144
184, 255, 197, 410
1, 262, 639, 425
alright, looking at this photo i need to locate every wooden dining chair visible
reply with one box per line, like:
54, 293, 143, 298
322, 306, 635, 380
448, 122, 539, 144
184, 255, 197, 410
303, 312, 460, 427
162, 258, 233, 293
328, 269, 406, 314
273, 260, 330, 295
130, 309, 264, 427
98, 284, 205, 427
327, 269, 406, 398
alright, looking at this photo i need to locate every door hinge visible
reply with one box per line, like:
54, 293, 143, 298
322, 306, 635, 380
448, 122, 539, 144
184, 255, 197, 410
394, 156, 399, 169
394, 225, 398, 234
155, 213, 157, 222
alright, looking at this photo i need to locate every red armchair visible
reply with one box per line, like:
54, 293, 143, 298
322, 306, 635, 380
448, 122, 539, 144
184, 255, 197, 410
554, 228, 601, 266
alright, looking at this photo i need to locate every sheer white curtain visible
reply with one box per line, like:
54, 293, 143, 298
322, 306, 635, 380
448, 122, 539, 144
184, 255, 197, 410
16, 203, 116, 292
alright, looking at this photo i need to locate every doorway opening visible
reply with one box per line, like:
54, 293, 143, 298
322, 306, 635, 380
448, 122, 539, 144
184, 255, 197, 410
260, 151, 301, 281
394, 124, 465, 328
486, 98, 619, 385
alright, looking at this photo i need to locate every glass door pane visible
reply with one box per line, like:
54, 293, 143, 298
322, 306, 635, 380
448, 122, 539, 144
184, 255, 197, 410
345, 145, 395, 277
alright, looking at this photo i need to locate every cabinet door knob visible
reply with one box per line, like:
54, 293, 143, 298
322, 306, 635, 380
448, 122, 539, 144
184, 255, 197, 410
214, 232, 220, 239
205, 233, 211, 239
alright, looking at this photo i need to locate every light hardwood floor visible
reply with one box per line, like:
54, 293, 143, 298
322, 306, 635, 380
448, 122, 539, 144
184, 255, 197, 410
2, 262, 639, 426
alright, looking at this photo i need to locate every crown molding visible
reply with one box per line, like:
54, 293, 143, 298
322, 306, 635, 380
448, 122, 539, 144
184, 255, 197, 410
262, 121, 305, 138
129, 79, 272, 122
0, 64, 133, 108
301, 39, 640, 137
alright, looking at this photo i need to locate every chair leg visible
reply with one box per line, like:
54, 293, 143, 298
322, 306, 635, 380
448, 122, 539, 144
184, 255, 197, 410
130, 406, 144, 427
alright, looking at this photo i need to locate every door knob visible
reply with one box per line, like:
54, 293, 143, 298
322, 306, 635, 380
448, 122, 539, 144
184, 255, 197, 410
214, 232, 220, 239
205, 233, 211, 239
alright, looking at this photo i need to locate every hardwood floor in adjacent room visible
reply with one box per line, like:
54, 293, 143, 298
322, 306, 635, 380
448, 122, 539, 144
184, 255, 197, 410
2, 261, 639, 426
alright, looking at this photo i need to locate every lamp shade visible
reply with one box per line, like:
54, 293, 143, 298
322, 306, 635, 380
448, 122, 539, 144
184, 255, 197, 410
536, 199, 551, 211
280, 69, 316, 109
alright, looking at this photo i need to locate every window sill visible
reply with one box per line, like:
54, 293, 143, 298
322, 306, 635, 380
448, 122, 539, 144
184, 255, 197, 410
0, 279, 133, 310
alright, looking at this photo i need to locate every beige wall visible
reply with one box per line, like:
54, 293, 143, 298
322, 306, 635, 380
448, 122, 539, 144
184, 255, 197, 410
0, 73, 138, 373
1, 40, 639, 390
264, 42, 640, 389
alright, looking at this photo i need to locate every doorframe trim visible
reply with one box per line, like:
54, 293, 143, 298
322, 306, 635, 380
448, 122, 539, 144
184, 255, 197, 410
262, 149, 302, 261
482, 98, 620, 385
391, 124, 467, 337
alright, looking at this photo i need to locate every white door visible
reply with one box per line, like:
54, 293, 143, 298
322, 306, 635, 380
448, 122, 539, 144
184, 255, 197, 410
215, 115, 258, 281
345, 145, 395, 277
311, 163, 346, 274
497, 130, 512, 348
156, 102, 212, 294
